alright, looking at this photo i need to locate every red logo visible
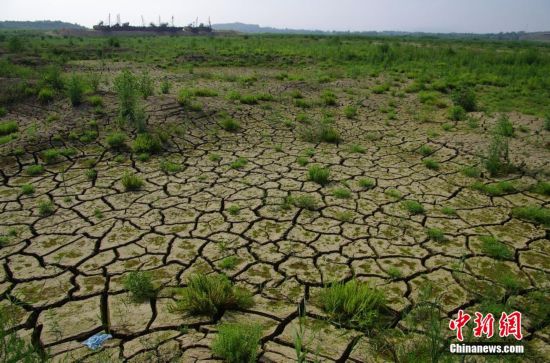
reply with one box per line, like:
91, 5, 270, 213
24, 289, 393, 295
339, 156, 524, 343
449, 310, 522, 341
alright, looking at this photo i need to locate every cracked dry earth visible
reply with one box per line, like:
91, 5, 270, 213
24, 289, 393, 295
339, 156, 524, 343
1, 63, 549, 362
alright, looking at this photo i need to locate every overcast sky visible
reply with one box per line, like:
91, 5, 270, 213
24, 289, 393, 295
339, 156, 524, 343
2, 0, 549, 33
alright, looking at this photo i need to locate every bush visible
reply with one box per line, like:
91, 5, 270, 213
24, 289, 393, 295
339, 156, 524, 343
37, 87, 54, 104
212, 323, 262, 363
121, 172, 144, 191
105, 131, 127, 149
132, 133, 162, 154
512, 206, 550, 226
485, 133, 510, 176
479, 236, 513, 260
66, 74, 85, 106
123, 271, 157, 302
308, 165, 330, 185
114, 70, 141, 129
172, 274, 253, 317
138, 71, 154, 99
452, 87, 476, 112
0, 121, 17, 136
449, 105, 466, 121
317, 279, 385, 329
25, 164, 44, 176
402, 200, 425, 214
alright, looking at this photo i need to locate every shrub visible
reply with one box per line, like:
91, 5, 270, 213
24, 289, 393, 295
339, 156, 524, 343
485, 133, 510, 176
212, 323, 262, 363
452, 87, 476, 112
0, 121, 17, 136
25, 164, 44, 176
66, 74, 85, 106
317, 279, 385, 329
402, 200, 425, 214
427, 228, 445, 242
308, 165, 330, 185
21, 184, 35, 195
123, 271, 157, 302
132, 133, 162, 154
114, 70, 140, 127
121, 172, 144, 191
423, 158, 440, 170
42, 149, 61, 164
38, 200, 55, 216
512, 206, 550, 226
138, 71, 154, 99
160, 80, 171, 94
479, 236, 513, 260
37, 87, 54, 104
219, 117, 240, 132
172, 274, 253, 317
332, 188, 351, 199
105, 131, 127, 149
358, 178, 375, 189
449, 105, 466, 121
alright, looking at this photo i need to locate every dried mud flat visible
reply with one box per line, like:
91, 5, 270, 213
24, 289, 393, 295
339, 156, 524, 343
0, 62, 549, 362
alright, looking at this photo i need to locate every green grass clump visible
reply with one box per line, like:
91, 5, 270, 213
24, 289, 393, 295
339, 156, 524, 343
160, 80, 171, 94
38, 87, 54, 104
138, 71, 154, 99
372, 83, 390, 94
88, 95, 103, 107
358, 178, 375, 189
291, 195, 318, 210
219, 256, 239, 270
212, 323, 262, 363
123, 271, 157, 302
85, 169, 97, 181
160, 160, 183, 174
462, 166, 481, 178
427, 228, 445, 242
66, 74, 85, 106
512, 206, 550, 226
0, 304, 43, 362
230, 157, 248, 169
448, 105, 466, 121
452, 87, 476, 112
321, 90, 337, 106
0, 107, 6, 117
479, 236, 513, 260
226, 205, 240, 216
385, 189, 401, 199
423, 158, 440, 170
544, 114, 550, 131
42, 149, 61, 164
0, 121, 17, 136
301, 122, 341, 144
172, 274, 253, 317
402, 200, 425, 215
387, 267, 403, 280
419, 145, 434, 156
38, 200, 55, 216
317, 279, 385, 329
219, 117, 240, 132
20, 184, 35, 195
472, 181, 516, 196
308, 165, 330, 185
441, 206, 456, 216
25, 164, 44, 176
531, 181, 550, 196
121, 172, 144, 191
344, 105, 357, 119
495, 114, 514, 137
191, 88, 218, 97
132, 133, 162, 154
296, 156, 309, 166
332, 188, 351, 199
114, 70, 139, 126
105, 131, 127, 149
485, 133, 510, 176
349, 144, 365, 153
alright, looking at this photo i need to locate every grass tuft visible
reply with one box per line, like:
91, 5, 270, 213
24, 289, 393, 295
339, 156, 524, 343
308, 165, 330, 185
123, 271, 157, 302
212, 323, 262, 363
121, 172, 144, 191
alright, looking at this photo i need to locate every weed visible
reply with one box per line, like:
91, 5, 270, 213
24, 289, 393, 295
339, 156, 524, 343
219, 116, 240, 132
349, 144, 365, 153
495, 114, 514, 137
212, 323, 262, 363
335, 210, 354, 222
512, 206, 550, 226
123, 271, 157, 302
94, 209, 103, 219
358, 178, 375, 189
66, 73, 85, 106
20, 184, 35, 195
85, 169, 97, 181
441, 206, 456, 216
37, 87, 54, 104
321, 90, 337, 106
88, 95, 103, 107
132, 133, 162, 154
291, 195, 318, 210
0, 107, 6, 117
114, 70, 140, 129
452, 87, 476, 112
441, 122, 453, 131
160, 80, 171, 94
462, 166, 481, 178
472, 181, 516, 196
531, 181, 550, 196
42, 149, 61, 164
230, 157, 248, 169
0, 303, 43, 362
297, 156, 309, 166
0, 121, 17, 136
172, 274, 253, 317
160, 160, 183, 174
344, 106, 357, 119
308, 165, 330, 185
227, 205, 240, 216
219, 256, 239, 270
544, 114, 550, 131
105, 131, 127, 149
332, 188, 351, 199
136, 153, 150, 162
387, 267, 403, 280
317, 279, 385, 329
448, 105, 466, 121
372, 83, 390, 94
402, 200, 425, 214
423, 158, 439, 170
485, 133, 510, 176
38, 200, 55, 216
479, 236, 513, 260
25, 164, 44, 176
121, 172, 144, 191
426, 228, 445, 242
419, 145, 433, 156
385, 189, 401, 199
138, 71, 154, 99
209, 153, 222, 162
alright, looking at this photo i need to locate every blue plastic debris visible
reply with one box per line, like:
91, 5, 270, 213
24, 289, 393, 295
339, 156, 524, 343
83, 333, 112, 350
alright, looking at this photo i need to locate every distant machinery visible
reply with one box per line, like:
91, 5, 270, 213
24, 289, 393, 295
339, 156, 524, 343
93, 14, 212, 33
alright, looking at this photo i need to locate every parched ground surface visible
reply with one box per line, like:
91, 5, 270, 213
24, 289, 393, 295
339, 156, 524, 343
0, 62, 549, 362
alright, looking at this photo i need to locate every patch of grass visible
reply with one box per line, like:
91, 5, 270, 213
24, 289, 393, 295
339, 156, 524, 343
387, 267, 403, 280
230, 157, 248, 169
20, 184, 35, 195
372, 83, 390, 94
495, 114, 514, 137
426, 228, 445, 242
121, 172, 144, 191
38, 200, 55, 216
105, 131, 127, 149
114, 70, 141, 129
191, 88, 218, 97
334, 210, 354, 222
294, 98, 311, 108
227, 205, 240, 216
423, 158, 440, 170
349, 144, 365, 153
452, 87, 476, 112
94, 209, 103, 219
123, 271, 157, 302
136, 153, 150, 162
308, 165, 330, 185
88, 95, 103, 107
419, 145, 434, 156
441, 123, 453, 131
160, 80, 171, 94
42, 149, 61, 164
212, 323, 262, 363
462, 166, 481, 178
448, 105, 466, 121
172, 274, 253, 317
219, 256, 239, 270
25, 164, 44, 176
402, 200, 425, 215
66, 73, 85, 106
138, 71, 154, 99
219, 116, 240, 132
472, 180, 517, 196
0, 304, 43, 362
344, 105, 357, 119
209, 153, 222, 162
296, 156, 309, 166
291, 195, 318, 210
132, 133, 162, 154
358, 178, 375, 189
160, 160, 183, 174
385, 189, 401, 199
301, 122, 341, 144
512, 206, 550, 226
531, 181, 550, 196
321, 90, 337, 106
332, 188, 351, 199
85, 169, 97, 181
37, 87, 54, 104
441, 206, 456, 216
0, 107, 6, 117
485, 133, 510, 176
0, 121, 17, 136
479, 236, 513, 260
544, 114, 550, 131
316, 279, 385, 329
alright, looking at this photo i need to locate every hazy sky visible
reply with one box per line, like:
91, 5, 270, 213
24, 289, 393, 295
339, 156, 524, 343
2, 0, 550, 33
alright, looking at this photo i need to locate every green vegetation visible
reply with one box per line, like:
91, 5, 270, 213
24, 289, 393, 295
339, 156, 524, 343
0, 120, 17, 136
227, 205, 240, 216
441, 206, 457, 216
531, 181, 550, 196
25, 164, 44, 176
462, 166, 481, 178
349, 144, 365, 153
495, 114, 515, 137
485, 132, 510, 176
448, 105, 466, 121
479, 235, 513, 260
452, 87, 476, 112
123, 271, 157, 302
219, 256, 239, 270
121, 172, 144, 191
290, 195, 319, 210
512, 206, 550, 226
230, 157, 248, 169
418, 145, 433, 156
426, 228, 445, 242
160, 160, 183, 174
212, 323, 262, 363
172, 274, 253, 317
0, 304, 43, 362
472, 180, 516, 196
20, 184, 35, 195
317, 279, 385, 329
138, 71, 154, 99
308, 165, 330, 185
423, 158, 439, 170
344, 105, 357, 119
219, 116, 240, 132
38, 199, 55, 216
132, 133, 162, 154
402, 200, 425, 214
114, 70, 144, 130
66, 73, 85, 106
105, 131, 127, 149
358, 178, 375, 189
42, 148, 61, 164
